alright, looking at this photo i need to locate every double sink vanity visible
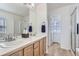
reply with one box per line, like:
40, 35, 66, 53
0, 34, 47, 56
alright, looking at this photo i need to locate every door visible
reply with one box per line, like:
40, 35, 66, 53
34, 41, 40, 56
71, 8, 77, 52
40, 39, 44, 56
48, 16, 61, 46
24, 44, 33, 56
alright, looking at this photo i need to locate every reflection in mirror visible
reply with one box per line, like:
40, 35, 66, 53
0, 3, 29, 41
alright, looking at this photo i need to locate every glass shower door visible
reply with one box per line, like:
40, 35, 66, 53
71, 8, 77, 53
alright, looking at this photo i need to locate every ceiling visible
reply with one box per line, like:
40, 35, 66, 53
0, 3, 78, 17
0, 3, 29, 17
47, 3, 76, 10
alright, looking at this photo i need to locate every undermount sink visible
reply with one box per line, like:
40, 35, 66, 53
0, 43, 11, 48
0, 38, 24, 49
0, 40, 17, 49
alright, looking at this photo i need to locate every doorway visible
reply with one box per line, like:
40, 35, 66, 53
48, 16, 62, 47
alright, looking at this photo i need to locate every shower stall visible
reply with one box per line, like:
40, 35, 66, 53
71, 6, 79, 55
71, 7, 77, 53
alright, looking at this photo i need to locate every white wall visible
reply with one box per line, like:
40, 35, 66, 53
29, 3, 48, 35
29, 6, 36, 35
0, 9, 24, 35
48, 5, 76, 49
36, 3, 47, 35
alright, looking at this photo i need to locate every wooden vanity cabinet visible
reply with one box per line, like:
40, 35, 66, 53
4, 37, 46, 56
34, 41, 40, 56
24, 44, 33, 56
10, 50, 23, 56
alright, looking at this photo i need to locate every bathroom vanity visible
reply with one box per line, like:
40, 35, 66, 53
0, 34, 46, 56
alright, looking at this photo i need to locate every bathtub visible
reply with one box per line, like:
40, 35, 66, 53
76, 48, 79, 56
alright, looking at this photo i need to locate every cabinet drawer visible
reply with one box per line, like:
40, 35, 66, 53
34, 41, 39, 48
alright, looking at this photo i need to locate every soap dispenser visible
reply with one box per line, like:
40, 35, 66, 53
41, 22, 46, 33
28, 23, 32, 36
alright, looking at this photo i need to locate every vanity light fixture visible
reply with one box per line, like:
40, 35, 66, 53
23, 3, 35, 8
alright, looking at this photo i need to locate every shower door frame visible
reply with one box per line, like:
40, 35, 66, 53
71, 7, 77, 55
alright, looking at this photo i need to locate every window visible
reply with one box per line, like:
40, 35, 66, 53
0, 17, 6, 33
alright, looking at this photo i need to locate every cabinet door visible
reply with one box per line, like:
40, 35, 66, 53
44, 37, 46, 55
40, 39, 44, 56
10, 50, 23, 56
34, 41, 40, 56
24, 44, 33, 56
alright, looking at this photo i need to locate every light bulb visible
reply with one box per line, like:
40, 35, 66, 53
31, 3, 34, 7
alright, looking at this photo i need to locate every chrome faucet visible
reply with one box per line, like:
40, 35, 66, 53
0, 33, 15, 42
5, 34, 15, 42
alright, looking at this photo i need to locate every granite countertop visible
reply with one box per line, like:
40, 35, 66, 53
0, 34, 47, 56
